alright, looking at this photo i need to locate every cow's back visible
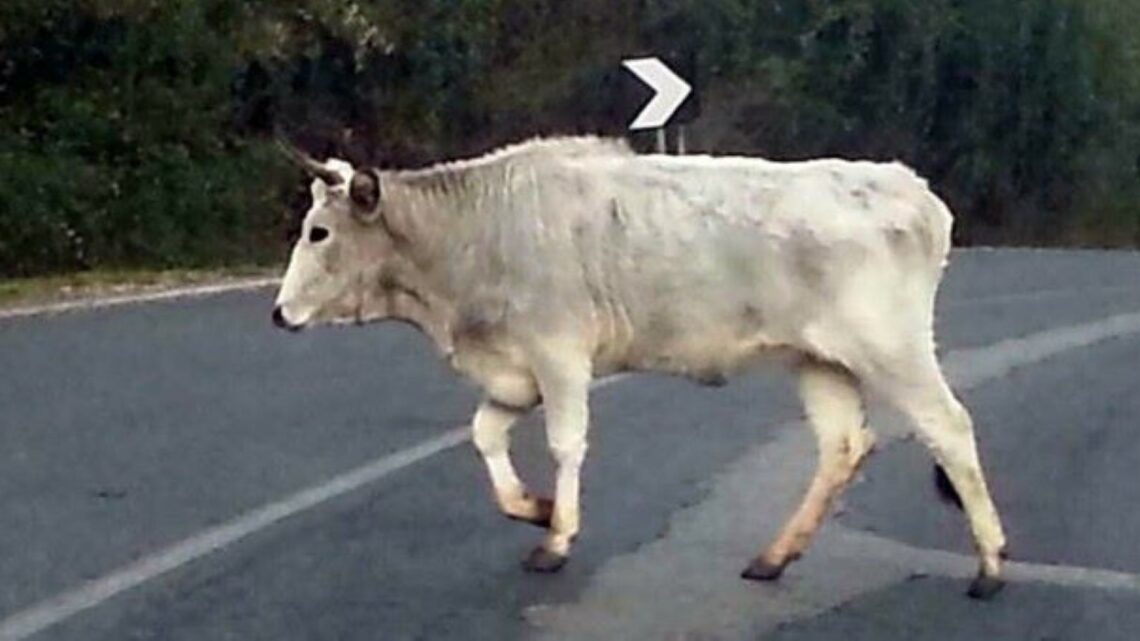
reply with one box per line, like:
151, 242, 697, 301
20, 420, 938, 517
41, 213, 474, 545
545, 153, 952, 376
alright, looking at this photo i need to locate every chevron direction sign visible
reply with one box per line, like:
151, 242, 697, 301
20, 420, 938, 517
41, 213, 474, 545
621, 57, 693, 130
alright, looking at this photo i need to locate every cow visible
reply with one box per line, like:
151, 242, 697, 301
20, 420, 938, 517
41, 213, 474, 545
271, 136, 1007, 599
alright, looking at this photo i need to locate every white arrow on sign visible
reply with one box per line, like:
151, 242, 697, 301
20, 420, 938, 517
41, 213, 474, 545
622, 57, 692, 130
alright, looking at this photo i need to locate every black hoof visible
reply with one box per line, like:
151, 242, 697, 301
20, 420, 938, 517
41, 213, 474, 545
522, 546, 568, 573
740, 558, 785, 582
967, 575, 1005, 600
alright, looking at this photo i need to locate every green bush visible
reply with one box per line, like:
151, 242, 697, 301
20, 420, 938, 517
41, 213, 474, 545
1, 0, 1137, 278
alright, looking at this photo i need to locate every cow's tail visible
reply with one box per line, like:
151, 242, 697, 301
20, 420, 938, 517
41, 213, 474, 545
914, 177, 962, 511
933, 463, 965, 510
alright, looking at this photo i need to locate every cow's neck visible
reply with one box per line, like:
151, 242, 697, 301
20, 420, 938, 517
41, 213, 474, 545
381, 169, 488, 300
380, 174, 459, 287
385, 292, 455, 356
378, 166, 516, 356
362, 265, 456, 356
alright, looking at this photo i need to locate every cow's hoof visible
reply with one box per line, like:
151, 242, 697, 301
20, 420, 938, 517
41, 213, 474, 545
967, 575, 1005, 600
740, 558, 785, 582
522, 546, 568, 573
507, 497, 554, 529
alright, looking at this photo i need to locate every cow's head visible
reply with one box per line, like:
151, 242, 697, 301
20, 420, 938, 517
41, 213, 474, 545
271, 143, 393, 331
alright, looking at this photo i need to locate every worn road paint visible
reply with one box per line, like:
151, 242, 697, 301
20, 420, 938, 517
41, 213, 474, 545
0, 278, 279, 321
2, 305, 1138, 640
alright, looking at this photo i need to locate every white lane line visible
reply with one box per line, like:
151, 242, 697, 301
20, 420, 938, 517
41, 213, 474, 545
832, 525, 1140, 594
527, 309, 1140, 640
525, 423, 1140, 641
0, 427, 467, 641
943, 309, 1140, 389
0, 277, 279, 321
0, 373, 629, 641
1, 300, 1136, 639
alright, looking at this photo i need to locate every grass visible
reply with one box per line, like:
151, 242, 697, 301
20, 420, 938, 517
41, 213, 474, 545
0, 265, 279, 311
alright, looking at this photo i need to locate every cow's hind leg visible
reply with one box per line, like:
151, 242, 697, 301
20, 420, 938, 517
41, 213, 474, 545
876, 350, 1007, 599
742, 360, 875, 581
472, 399, 553, 528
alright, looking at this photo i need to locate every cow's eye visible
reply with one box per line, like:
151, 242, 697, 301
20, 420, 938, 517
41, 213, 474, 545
308, 226, 330, 243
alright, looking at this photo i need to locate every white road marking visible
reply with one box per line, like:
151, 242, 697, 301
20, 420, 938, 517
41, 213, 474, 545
1, 299, 1138, 639
529, 309, 1140, 640
833, 525, 1140, 593
0, 373, 627, 641
0, 277, 279, 321
0, 426, 467, 641
943, 309, 1140, 389
526, 421, 1140, 641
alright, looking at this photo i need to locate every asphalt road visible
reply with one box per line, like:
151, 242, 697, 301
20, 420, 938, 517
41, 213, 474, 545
2, 248, 1140, 640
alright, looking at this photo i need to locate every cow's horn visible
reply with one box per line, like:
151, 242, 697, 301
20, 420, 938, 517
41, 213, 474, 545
276, 138, 345, 186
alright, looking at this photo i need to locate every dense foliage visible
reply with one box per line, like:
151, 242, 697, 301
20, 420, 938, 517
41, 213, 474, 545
1, 0, 1138, 277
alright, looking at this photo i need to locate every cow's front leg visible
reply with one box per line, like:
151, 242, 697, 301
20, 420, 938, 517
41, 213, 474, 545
523, 354, 591, 573
471, 399, 552, 527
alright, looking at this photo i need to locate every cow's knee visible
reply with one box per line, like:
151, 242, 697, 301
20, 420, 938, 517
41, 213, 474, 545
847, 425, 876, 468
548, 436, 588, 468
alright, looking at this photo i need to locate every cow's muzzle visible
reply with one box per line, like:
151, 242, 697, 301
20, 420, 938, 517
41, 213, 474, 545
271, 306, 303, 332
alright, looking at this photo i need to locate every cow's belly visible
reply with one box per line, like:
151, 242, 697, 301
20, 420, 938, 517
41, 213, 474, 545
614, 318, 789, 384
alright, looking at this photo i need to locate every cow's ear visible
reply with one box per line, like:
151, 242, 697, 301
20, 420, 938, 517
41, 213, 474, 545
349, 168, 382, 221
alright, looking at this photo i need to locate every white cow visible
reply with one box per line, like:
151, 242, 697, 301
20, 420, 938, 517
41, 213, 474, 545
272, 136, 1007, 598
